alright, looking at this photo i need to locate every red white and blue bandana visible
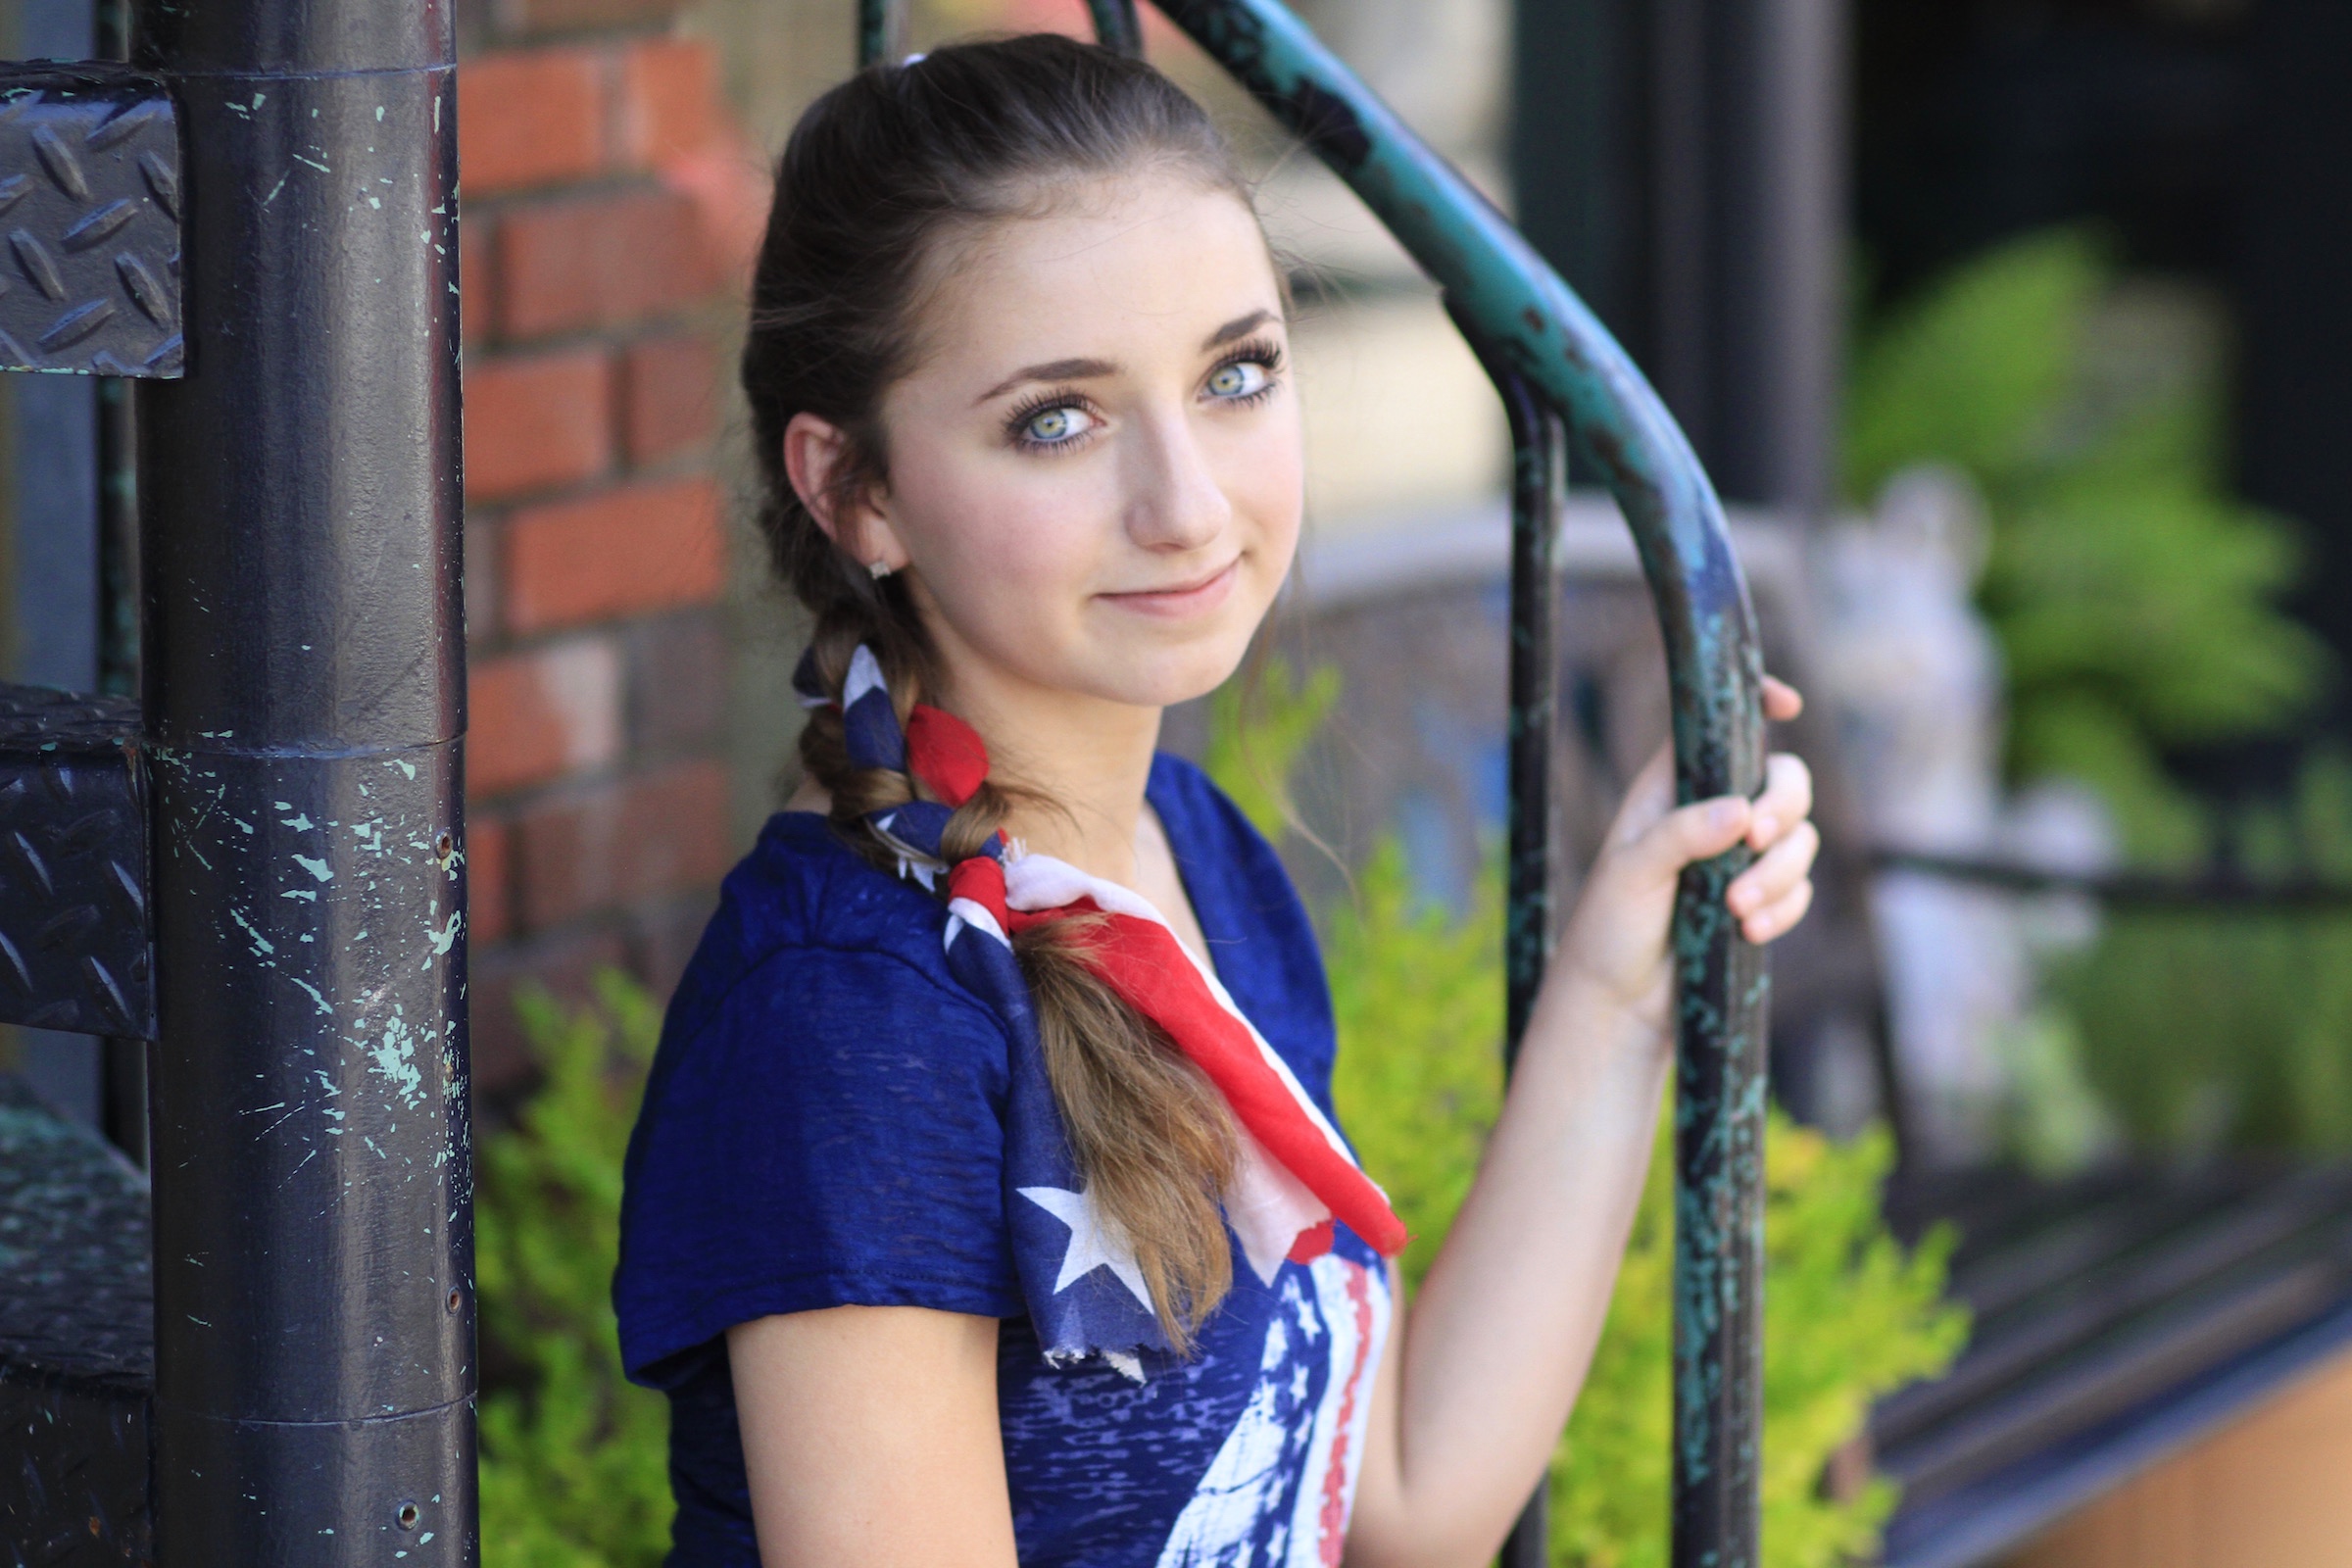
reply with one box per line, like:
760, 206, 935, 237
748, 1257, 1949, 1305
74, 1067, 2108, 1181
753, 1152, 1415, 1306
796, 645, 1405, 1372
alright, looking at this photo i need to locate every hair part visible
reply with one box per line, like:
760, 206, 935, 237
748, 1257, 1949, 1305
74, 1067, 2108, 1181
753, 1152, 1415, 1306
745, 34, 1258, 1348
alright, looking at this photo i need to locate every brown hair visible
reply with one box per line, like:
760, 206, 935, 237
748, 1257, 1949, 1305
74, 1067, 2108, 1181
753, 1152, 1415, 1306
742, 34, 1262, 1348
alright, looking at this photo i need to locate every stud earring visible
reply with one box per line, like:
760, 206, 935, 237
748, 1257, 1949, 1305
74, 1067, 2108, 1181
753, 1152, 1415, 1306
867, 559, 895, 580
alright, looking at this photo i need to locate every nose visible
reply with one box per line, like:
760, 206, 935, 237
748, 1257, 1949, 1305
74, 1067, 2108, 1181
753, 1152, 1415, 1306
1122, 405, 1231, 554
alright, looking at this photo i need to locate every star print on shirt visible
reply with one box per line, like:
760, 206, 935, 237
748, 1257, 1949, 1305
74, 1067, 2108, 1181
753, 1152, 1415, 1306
1019, 1184, 1153, 1312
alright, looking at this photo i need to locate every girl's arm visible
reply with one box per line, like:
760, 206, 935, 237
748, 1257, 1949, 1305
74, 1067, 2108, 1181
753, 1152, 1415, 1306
729, 1305, 1019, 1568
1346, 682, 1818, 1568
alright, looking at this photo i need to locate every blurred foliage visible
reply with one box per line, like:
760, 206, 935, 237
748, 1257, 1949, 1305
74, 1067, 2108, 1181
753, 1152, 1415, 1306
1322, 844, 1966, 1568
1251, 661, 1965, 1567
1325, 838, 1505, 1294
1546, 1116, 1966, 1568
477, 974, 673, 1567
473, 661, 1961, 1567
1204, 655, 1342, 841
1850, 229, 2352, 1160
2057, 751, 2352, 1156
1844, 227, 2328, 862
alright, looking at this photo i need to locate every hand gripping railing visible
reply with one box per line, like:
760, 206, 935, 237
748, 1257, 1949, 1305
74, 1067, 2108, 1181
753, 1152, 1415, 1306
855, 5, 1775, 1564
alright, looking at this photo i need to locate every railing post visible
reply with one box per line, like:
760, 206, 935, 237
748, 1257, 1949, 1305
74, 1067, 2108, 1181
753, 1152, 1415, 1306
133, 0, 474, 1557
1151, 6, 1771, 1563
1467, 342, 1569, 1568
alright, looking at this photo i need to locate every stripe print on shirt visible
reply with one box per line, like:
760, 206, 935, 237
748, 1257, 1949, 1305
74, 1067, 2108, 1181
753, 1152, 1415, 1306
1154, 1253, 1393, 1567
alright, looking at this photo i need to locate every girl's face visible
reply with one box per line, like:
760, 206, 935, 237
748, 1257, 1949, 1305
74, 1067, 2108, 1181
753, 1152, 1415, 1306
817, 172, 1302, 715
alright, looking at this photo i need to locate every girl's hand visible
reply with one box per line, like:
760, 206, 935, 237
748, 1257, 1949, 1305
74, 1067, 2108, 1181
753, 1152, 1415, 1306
1554, 677, 1817, 1031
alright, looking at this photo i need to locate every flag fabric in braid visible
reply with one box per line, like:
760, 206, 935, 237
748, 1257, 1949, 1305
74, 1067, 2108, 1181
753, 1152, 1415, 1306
793, 643, 1406, 1373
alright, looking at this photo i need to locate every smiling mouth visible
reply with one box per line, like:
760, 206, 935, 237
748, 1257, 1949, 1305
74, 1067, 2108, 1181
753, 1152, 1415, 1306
1099, 558, 1243, 617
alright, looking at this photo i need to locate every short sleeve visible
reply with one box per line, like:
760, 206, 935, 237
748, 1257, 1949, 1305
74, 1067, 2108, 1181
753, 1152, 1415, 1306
614, 943, 1023, 1387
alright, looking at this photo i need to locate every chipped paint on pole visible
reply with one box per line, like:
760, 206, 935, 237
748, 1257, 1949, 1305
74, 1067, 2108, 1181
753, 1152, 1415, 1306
1102, 2, 1770, 1562
133, 0, 474, 1556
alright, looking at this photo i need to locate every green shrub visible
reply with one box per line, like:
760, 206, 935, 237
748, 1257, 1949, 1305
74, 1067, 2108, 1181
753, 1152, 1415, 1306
1546, 1115, 1965, 1568
1325, 839, 1504, 1295
1844, 227, 2326, 862
476, 973, 673, 1568
2057, 751, 2352, 1156
473, 663, 1963, 1567
1203, 655, 1343, 842
1323, 842, 1966, 1568
1845, 227, 2352, 1164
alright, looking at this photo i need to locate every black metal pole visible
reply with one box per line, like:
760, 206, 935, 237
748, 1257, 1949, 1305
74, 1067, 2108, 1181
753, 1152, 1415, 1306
95, 0, 149, 1167
133, 0, 472, 1557
857, 0, 900, 67
1492, 357, 1568, 1568
1087, 0, 1145, 57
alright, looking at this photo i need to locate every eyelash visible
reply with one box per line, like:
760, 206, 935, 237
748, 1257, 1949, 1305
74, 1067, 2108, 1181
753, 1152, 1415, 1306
1004, 386, 1095, 454
1001, 340, 1288, 454
1208, 339, 1286, 408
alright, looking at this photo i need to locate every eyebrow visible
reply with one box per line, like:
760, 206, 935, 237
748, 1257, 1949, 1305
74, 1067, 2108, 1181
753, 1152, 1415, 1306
971, 310, 1284, 407
976, 357, 1118, 405
1201, 309, 1278, 351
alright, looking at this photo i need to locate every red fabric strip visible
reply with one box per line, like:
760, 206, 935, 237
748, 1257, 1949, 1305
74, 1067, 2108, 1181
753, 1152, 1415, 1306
1071, 913, 1407, 1256
907, 704, 991, 808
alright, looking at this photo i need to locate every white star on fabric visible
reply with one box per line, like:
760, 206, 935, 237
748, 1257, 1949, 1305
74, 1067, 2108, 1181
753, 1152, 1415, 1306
1019, 1184, 1154, 1313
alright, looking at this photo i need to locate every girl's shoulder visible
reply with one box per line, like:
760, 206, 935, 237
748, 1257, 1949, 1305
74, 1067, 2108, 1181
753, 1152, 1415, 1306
617, 811, 1028, 1383
662, 809, 998, 1056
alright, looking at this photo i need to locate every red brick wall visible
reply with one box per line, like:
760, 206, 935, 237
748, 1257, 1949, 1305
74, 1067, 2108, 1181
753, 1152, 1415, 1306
458, 8, 758, 1089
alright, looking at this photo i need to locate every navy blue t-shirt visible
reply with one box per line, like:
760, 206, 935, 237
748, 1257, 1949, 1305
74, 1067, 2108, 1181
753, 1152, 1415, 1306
614, 753, 1392, 1567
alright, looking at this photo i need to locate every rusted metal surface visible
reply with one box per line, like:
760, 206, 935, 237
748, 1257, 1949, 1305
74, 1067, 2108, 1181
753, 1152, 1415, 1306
0, 1074, 151, 1567
126, 0, 476, 1553
1475, 344, 1569, 1568
1142, 6, 1771, 1562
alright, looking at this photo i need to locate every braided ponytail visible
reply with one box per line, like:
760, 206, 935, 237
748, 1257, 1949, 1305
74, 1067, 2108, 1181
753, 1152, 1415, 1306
745, 35, 1256, 1347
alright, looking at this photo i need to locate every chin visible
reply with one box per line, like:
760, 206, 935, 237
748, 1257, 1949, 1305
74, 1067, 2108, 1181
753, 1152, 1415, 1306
1090, 636, 1254, 710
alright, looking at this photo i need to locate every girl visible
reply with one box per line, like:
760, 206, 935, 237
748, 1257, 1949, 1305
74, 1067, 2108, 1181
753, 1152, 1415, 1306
614, 33, 1817, 1568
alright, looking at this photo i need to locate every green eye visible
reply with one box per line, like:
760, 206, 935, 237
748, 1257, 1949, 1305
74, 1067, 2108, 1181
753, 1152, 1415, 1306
1022, 405, 1091, 444
1208, 361, 1271, 399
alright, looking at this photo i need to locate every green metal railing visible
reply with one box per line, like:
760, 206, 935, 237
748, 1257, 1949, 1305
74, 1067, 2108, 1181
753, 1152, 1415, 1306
857, 4, 1772, 1564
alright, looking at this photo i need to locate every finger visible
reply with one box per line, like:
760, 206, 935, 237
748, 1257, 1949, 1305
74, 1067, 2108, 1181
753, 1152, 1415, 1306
1741, 878, 1814, 945
1729, 820, 1819, 915
1607, 743, 1678, 847
1617, 794, 1751, 886
1747, 752, 1814, 850
1763, 675, 1804, 721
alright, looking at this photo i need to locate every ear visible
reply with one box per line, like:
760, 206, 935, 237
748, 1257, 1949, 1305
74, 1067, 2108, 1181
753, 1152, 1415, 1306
782, 412, 910, 575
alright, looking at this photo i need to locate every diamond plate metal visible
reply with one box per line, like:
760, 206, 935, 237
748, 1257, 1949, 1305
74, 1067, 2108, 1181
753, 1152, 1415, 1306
0, 1074, 152, 1567
0, 686, 151, 1038
0, 66, 179, 377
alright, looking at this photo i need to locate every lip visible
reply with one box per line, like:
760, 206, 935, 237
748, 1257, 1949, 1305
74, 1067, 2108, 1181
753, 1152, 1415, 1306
1098, 558, 1242, 618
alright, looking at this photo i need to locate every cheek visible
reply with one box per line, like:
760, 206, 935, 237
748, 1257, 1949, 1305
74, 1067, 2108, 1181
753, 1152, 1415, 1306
1221, 399, 1305, 578
889, 441, 1106, 629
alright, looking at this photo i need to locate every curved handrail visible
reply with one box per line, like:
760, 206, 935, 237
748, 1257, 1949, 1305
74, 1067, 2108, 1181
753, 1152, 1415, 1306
1155, 1, 1765, 808
857, 7, 1772, 1565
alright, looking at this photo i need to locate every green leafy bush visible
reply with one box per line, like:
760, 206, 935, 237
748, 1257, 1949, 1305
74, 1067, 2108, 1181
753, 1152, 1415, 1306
476, 974, 673, 1568
1203, 655, 1343, 842
1848, 229, 2352, 1158
2058, 752, 2352, 1156
1324, 842, 1966, 1567
1325, 839, 1504, 1295
1546, 1116, 1965, 1568
473, 665, 1962, 1567
1844, 228, 2326, 861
